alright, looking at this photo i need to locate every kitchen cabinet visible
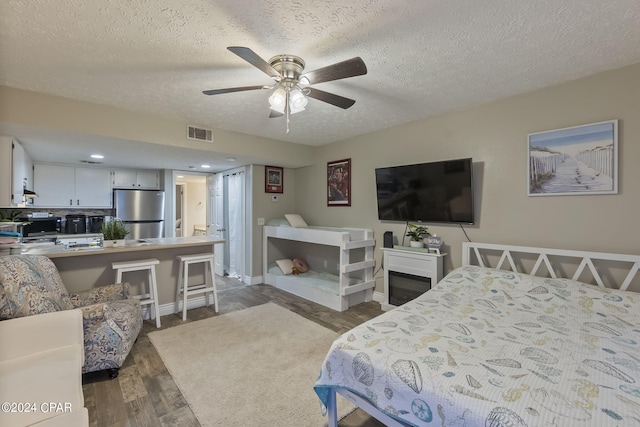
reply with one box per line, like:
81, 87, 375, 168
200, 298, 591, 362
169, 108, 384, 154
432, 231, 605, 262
33, 164, 112, 207
0, 137, 34, 207
113, 169, 159, 189
75, 168, 112, 207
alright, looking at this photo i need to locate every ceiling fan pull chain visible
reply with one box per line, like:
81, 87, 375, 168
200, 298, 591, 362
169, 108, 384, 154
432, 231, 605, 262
285, 89, 291, 133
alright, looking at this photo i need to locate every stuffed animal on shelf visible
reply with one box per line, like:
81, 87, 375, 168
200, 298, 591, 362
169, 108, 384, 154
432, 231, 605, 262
292, 258, 309, 275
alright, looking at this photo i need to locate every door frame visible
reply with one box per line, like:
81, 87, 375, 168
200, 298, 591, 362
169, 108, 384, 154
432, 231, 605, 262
215, 165, 252, 284
175, 183, 186, 237
208, 173, 225, 276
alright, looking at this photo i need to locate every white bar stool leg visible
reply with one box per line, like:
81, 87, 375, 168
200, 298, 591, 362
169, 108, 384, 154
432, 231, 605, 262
149, 265, 161, 328
207, 256, 219, 313
175, 260, 184, 316
182, 260, 189, 321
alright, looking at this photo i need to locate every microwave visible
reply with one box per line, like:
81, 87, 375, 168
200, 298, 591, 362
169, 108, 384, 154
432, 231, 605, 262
18, 216, 62, 237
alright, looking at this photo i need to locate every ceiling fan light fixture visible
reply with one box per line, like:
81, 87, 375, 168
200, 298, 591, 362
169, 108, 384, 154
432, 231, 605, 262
290, 88, 308, 110
269, 87, 287, 110
269, 86, 307, 115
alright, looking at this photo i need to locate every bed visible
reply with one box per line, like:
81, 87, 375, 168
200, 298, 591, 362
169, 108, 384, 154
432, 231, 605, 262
262, 220, 376, 311
314, 242, 640, 426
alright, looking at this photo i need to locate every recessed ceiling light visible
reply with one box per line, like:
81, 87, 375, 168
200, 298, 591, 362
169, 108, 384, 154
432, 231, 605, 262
90, 154, 104, 159
177, 175, 184, 178
201, 164, 211, 168
226, 157, 236, 162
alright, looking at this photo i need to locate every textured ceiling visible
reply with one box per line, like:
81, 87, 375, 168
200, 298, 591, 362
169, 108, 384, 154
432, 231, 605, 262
1, 0, 640, 165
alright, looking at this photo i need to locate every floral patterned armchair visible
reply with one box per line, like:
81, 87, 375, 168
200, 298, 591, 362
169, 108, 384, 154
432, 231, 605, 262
0, 255, 142, 378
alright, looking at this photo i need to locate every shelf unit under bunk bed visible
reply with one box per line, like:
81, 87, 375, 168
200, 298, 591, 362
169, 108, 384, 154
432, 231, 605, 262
263, 225, 376, 311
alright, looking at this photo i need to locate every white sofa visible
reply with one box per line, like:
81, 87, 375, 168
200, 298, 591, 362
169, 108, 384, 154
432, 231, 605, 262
0, 309, 89, 427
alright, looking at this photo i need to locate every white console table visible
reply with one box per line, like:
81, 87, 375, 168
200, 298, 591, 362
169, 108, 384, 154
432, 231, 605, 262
382, 246, 446, 311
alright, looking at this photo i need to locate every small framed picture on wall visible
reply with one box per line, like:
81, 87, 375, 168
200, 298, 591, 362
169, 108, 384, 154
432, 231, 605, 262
265, 166, 283, 193
327, 158, 351, 206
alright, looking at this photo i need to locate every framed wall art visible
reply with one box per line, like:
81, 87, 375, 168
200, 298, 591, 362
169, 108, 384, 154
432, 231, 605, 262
327, 158, 351, 206
265, 166, 283, 193
527, 120, 618, 196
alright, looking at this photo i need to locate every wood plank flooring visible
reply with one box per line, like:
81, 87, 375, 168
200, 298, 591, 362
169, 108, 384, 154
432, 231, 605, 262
82, 276, 387, 426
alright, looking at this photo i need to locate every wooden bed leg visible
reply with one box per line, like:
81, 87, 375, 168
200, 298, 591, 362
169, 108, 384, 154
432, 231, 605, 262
327, 388, 338, 427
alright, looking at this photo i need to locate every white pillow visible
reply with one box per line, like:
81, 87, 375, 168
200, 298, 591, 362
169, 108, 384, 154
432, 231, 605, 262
275, 259, 294, 275
266, 218, 291, 227
284, 214, 308, 228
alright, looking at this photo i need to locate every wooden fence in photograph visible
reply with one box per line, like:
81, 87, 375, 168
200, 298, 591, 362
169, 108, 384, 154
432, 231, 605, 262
576, 143, 614, 178
529, 151, 564, 185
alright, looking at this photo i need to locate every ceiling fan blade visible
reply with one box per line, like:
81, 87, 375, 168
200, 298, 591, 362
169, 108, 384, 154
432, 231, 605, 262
269, 110, 284, 118
203, 85, 267, 95
300, 57, 367, 85
306, 88, 356, 109
227, 46, 281, 80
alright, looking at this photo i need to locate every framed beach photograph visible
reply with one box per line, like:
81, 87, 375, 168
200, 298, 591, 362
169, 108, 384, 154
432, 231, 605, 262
327, 158, 351, 206
527, 120, 618, 196
265, 166, 283, 193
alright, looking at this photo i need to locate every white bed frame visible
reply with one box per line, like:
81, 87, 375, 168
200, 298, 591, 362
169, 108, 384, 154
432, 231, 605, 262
262, 225, 376, 311
324, 242, 640, 427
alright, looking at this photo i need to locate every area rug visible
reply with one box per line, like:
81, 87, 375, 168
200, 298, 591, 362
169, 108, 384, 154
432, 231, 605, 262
148, 303, 355, 426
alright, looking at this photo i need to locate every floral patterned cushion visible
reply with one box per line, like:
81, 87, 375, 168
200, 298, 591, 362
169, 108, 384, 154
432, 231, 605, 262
0, 255, 74, 319
69, 282, 130, 307
79, 300, 142, 373
0, 255, 142, 375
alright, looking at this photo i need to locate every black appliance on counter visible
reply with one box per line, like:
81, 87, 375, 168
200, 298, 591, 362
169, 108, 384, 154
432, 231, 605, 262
65, 214, 87, 234
18, 214, 61, 237
88, 215, 105, 233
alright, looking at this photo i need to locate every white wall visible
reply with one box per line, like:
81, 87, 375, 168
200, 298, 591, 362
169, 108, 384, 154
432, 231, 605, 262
182, 181, 207, 236
0, 85, 316, 169
3, 64, 639, 285
293, 63, 640, 292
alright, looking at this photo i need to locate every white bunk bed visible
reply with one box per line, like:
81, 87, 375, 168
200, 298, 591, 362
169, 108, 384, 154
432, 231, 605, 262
262, 224, 376, 311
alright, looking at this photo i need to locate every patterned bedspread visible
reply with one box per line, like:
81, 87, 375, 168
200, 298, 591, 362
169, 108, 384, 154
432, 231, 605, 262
314, 266, 640, 426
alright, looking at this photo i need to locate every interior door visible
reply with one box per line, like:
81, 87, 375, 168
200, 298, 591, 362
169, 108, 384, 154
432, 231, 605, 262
207, 174, 225, 276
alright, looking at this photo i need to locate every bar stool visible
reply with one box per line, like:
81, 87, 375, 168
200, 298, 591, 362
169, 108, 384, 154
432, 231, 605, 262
112, 258, 161, 328
175, 253, 218, 321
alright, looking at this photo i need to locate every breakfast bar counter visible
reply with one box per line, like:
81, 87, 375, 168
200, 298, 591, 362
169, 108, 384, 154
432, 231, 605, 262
21, 236, 223, 258
27, 236, 225, 317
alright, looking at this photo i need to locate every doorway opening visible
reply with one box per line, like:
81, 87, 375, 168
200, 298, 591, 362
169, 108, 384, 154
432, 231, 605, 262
175, 183, 185, 237
174, 174, 207, 238
174, 167, 249, 284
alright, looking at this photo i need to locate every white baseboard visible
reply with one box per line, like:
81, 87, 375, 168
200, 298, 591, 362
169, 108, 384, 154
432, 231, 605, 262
248, 275, 263, 285
141, 295, 212, 320
373, 291, 384, 304
141, 287, 385, 320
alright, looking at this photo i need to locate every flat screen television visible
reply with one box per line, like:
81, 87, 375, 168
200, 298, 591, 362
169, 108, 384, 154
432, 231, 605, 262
375, 158, 474, 224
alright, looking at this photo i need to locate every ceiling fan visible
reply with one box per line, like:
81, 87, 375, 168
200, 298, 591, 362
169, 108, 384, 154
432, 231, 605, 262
203, 47, 367, 132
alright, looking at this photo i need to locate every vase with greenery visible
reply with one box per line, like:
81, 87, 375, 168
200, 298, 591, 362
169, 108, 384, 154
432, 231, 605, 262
101, 219, 129, 247
406, 224, 430, 247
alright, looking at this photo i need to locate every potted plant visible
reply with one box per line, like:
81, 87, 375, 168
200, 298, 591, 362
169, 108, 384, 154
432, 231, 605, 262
406, 224, 430, 248
101, 219, 129, 247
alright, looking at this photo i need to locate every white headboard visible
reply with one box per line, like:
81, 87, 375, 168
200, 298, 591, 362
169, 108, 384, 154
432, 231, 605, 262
462, 242, 640, 291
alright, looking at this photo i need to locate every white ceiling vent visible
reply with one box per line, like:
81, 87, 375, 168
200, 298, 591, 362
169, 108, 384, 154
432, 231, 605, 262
187, 126, 213, 142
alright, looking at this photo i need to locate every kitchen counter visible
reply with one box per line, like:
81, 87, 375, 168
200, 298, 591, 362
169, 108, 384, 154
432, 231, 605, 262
20, 236, 223, 258
24, 236, 225, 318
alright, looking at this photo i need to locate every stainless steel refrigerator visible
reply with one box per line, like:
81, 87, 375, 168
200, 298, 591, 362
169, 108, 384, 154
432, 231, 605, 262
113, 189, 165, 239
